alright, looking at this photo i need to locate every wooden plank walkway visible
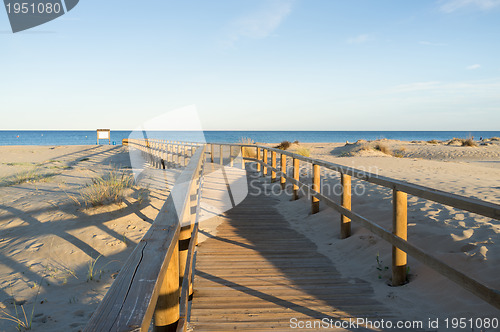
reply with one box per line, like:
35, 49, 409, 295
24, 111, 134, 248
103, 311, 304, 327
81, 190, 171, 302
189, 165, 394, 331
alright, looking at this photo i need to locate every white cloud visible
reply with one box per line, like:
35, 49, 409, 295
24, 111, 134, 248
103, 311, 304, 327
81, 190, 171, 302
227, 0, 293, 44
440, 0, 500, 13
466, 64, 481, 70
347, 34, 370, 44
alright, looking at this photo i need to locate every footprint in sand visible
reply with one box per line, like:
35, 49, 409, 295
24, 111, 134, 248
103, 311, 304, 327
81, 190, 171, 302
107, 240, 124, 247
450, 228, 474, 241
25, 242, 44, 252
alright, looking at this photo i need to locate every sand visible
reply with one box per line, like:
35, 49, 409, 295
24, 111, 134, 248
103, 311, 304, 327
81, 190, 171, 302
0, 145, 180, 332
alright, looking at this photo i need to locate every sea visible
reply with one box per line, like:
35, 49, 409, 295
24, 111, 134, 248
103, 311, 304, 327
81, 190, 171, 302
0, 131, 499, 146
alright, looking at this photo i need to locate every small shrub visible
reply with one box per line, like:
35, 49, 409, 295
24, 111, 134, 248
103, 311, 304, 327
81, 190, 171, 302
80, 169, 134, 207
374, 144, 392, 156
427, 140, 439, 144
293, 140, 299, 144
462, 138, 477, 147
295, 147, 310, 157
490, 137, 500, 141
274, 141, 292, 150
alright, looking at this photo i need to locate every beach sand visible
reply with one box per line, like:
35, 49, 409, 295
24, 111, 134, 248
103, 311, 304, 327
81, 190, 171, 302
0, 145, 180, 332
1, 140, 499, 330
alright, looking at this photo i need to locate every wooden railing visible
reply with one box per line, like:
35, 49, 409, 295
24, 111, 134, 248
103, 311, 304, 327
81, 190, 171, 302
85, 140, 205, 332
207, 142, 500, 310
124, 138, 202, 168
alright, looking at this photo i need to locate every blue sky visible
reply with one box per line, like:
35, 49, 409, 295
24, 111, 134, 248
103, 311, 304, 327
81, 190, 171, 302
1, 0, 500, 130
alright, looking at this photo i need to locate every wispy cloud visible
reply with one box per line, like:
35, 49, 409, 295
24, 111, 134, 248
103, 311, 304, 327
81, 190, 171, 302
419, 41, 448, 46
387, 81, 442, 93
347, 34, 370, 44
227, 0, 293, 45
466, 64, 481, 70
385, 78, 500, 96
440, 0, 500, 13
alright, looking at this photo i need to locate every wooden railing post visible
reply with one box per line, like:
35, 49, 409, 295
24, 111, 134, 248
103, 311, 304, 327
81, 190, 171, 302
183, 145, 188, 167
293, 157, 299, 200
340, 173, 352, 239
271, 151, 277, 182
262, 149, 268, 177
392, 190, 408, 286
230, 146, 234, 167
154, 241, 179, 332
241, 146, 246, 169
280, 154, 286, 189
256, 148, 261, 172
219, 145, 223, 166
312, 164, 320, 214
210, 144, 214, 163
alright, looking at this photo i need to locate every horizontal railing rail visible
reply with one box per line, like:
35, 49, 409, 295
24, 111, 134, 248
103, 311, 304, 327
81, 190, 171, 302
85, 141, 205, 331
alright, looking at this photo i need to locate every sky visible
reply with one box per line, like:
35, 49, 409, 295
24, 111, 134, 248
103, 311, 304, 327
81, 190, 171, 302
1, 0, 500, 130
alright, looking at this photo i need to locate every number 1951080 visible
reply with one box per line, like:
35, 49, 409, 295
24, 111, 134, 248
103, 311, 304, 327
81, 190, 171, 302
6, 2, 62, 14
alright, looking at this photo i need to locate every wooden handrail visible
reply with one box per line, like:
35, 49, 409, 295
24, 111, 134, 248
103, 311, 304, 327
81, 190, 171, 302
85, 142, 206, 331
209, 143, 500, 220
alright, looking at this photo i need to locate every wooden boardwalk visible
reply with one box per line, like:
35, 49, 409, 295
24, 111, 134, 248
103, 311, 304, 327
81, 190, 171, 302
190, 167, 394, 331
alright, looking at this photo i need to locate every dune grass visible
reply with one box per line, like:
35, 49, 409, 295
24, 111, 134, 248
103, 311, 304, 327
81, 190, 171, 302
461, 138, 478, 147
295, 147, 311, 157
239, 137, 257, 158
374, 143, 392, 156
447, 137, 478, 147
0, 169, 59, 187
80, 169, 134, 207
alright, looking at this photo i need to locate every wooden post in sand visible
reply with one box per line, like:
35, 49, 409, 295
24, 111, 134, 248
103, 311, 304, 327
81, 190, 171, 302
312, 164, 320, 214
219, 145, 223, 166
154, 242, 179, 332
262, 149, 268, 177
293, 158, 299, 200
340, 173, 352, 239
280, 154, 286, 189
241, 146, 246, 170
256, 148, 261, 172
230, 146, 234, 167
392, 190, 408, 286
184, 145, 188, 167
271, 151, 277, 182
210, 144, 214, 163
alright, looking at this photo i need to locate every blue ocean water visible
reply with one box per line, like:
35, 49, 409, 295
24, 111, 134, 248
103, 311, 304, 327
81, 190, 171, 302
0, 130, 499, 146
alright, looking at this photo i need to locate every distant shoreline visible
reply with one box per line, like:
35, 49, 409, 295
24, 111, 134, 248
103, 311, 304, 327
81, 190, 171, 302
1, 130, 500, 146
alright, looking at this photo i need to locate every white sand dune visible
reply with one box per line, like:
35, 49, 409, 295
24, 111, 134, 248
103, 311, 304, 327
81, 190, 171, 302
0, 146, 180, 332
